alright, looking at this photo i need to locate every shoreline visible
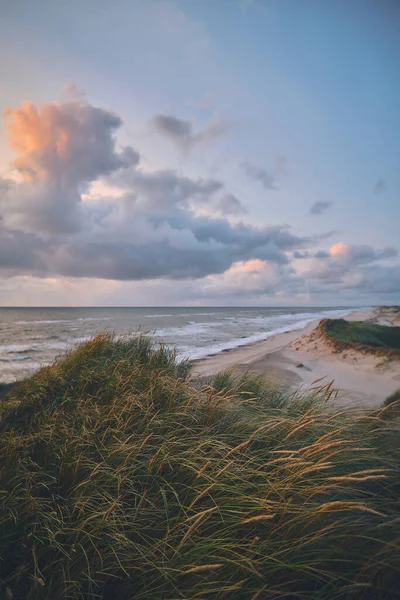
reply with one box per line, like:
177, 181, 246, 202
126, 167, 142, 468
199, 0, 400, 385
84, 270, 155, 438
192, 308, 400, 409
192, 308, 371, 376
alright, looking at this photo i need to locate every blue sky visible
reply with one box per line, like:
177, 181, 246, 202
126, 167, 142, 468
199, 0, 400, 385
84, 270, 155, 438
0, 0, 399, 306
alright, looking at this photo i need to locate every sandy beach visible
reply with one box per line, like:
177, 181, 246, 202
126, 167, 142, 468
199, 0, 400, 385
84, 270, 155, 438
192, 308, 400, 409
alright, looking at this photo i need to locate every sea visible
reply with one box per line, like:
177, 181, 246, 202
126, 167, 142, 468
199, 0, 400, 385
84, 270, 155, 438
0, 306, 358, 383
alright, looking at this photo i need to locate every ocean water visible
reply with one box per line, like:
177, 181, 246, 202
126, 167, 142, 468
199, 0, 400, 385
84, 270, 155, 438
0, 306, 356, 383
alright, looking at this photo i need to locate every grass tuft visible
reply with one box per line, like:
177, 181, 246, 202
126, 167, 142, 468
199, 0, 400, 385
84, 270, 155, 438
0, 333, 399, 599
384, 388, 400, 406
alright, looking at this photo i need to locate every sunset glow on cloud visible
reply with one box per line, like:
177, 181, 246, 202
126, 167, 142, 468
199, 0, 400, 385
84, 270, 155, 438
0, 0, 398, 306
330, 242, 347, 256
229, 259, 267, 273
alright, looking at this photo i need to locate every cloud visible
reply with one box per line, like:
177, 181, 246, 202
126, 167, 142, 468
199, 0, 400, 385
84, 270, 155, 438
0, 178, 14, 192
0, 92, 315, 282
305, 264, 400, 298
373, 179, 386, 195
0, 216, 309, 281
149, 113, 225, 151
328, 242, 397, 264
205, 259, 281, 294
310, 200, 333, 215
241, 161, 276, 190
313, 250, 330, 259
304, 242, 398, 284
2, 96, 138, 234
353, 265, 400, 295
112, 167, 223, 211
293, 251, 310, 259
217, 193, 247, 215
4, 98, 137, 184
4, 92, 396, 306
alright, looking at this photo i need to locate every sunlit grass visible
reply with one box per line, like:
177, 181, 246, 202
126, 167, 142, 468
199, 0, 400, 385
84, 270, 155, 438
0, 332, 399, 599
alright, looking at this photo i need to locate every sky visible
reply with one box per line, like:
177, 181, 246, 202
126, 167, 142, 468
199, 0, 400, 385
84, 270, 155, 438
0, 0, 399, 307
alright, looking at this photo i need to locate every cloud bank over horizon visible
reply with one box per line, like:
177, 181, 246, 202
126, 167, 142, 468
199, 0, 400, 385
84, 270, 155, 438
0, 92, 399, 306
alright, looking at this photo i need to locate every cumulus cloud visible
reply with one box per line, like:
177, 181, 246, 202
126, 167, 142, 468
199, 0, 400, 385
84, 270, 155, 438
2, 96, 138, 234
310, 200, 333, 215
328, 242, 397, 264
304, 242, 398, 284
0, 92, 315, 282
149, 113, 225, 151
4, 98, 137, 184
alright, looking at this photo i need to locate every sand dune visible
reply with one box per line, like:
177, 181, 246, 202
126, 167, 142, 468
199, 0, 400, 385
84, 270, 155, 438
192, 308, 400, 409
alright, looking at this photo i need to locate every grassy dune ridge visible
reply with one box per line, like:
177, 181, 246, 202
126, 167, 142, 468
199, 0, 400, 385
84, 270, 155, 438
0, 333, 399, 599
320, 318, 400, 355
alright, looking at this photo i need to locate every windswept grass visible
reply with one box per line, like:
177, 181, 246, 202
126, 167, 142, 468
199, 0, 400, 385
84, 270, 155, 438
384, 389, 400, 407
320, 318, 400, 354
0, 333, 399, 599
0, 382, 17, 400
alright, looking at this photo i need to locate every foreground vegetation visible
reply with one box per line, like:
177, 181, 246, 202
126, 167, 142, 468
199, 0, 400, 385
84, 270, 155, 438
320, 318, 400, 354
0, 333, 399, 599
0, 382, 17, 400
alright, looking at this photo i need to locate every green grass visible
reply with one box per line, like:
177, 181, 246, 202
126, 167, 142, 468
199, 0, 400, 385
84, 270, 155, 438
0, 382, 18, 400
320, 319, 400, 353
0, 333, 399, 599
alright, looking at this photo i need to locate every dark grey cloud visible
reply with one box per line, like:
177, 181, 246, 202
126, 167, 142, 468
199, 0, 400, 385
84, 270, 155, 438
293, 251, 310, 259
149, 114, 225, 151
310, 200, 333, 215
217, 193, 247, 215
0, 217, 310, 281
313, 250, 330, 259
373, 179, 386, 195
241, 161, 276, 190
0, 227, 48, 274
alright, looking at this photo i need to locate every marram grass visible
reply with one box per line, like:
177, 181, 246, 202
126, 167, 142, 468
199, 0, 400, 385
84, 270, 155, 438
0, 333, 399, 599
320, 318, 400, 354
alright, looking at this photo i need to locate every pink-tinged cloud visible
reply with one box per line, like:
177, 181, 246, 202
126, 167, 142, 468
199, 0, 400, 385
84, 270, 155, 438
229, 259, 267, 273
330, 242, 347, 256
328, 242, 396, 264
3, 98, 134, 185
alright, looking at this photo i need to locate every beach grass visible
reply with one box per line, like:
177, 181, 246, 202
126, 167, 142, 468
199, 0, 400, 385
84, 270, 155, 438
320, 318, 400, 353
382, 389, 400, 420
0, 382, 17, 400
0, 333, 399, 599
